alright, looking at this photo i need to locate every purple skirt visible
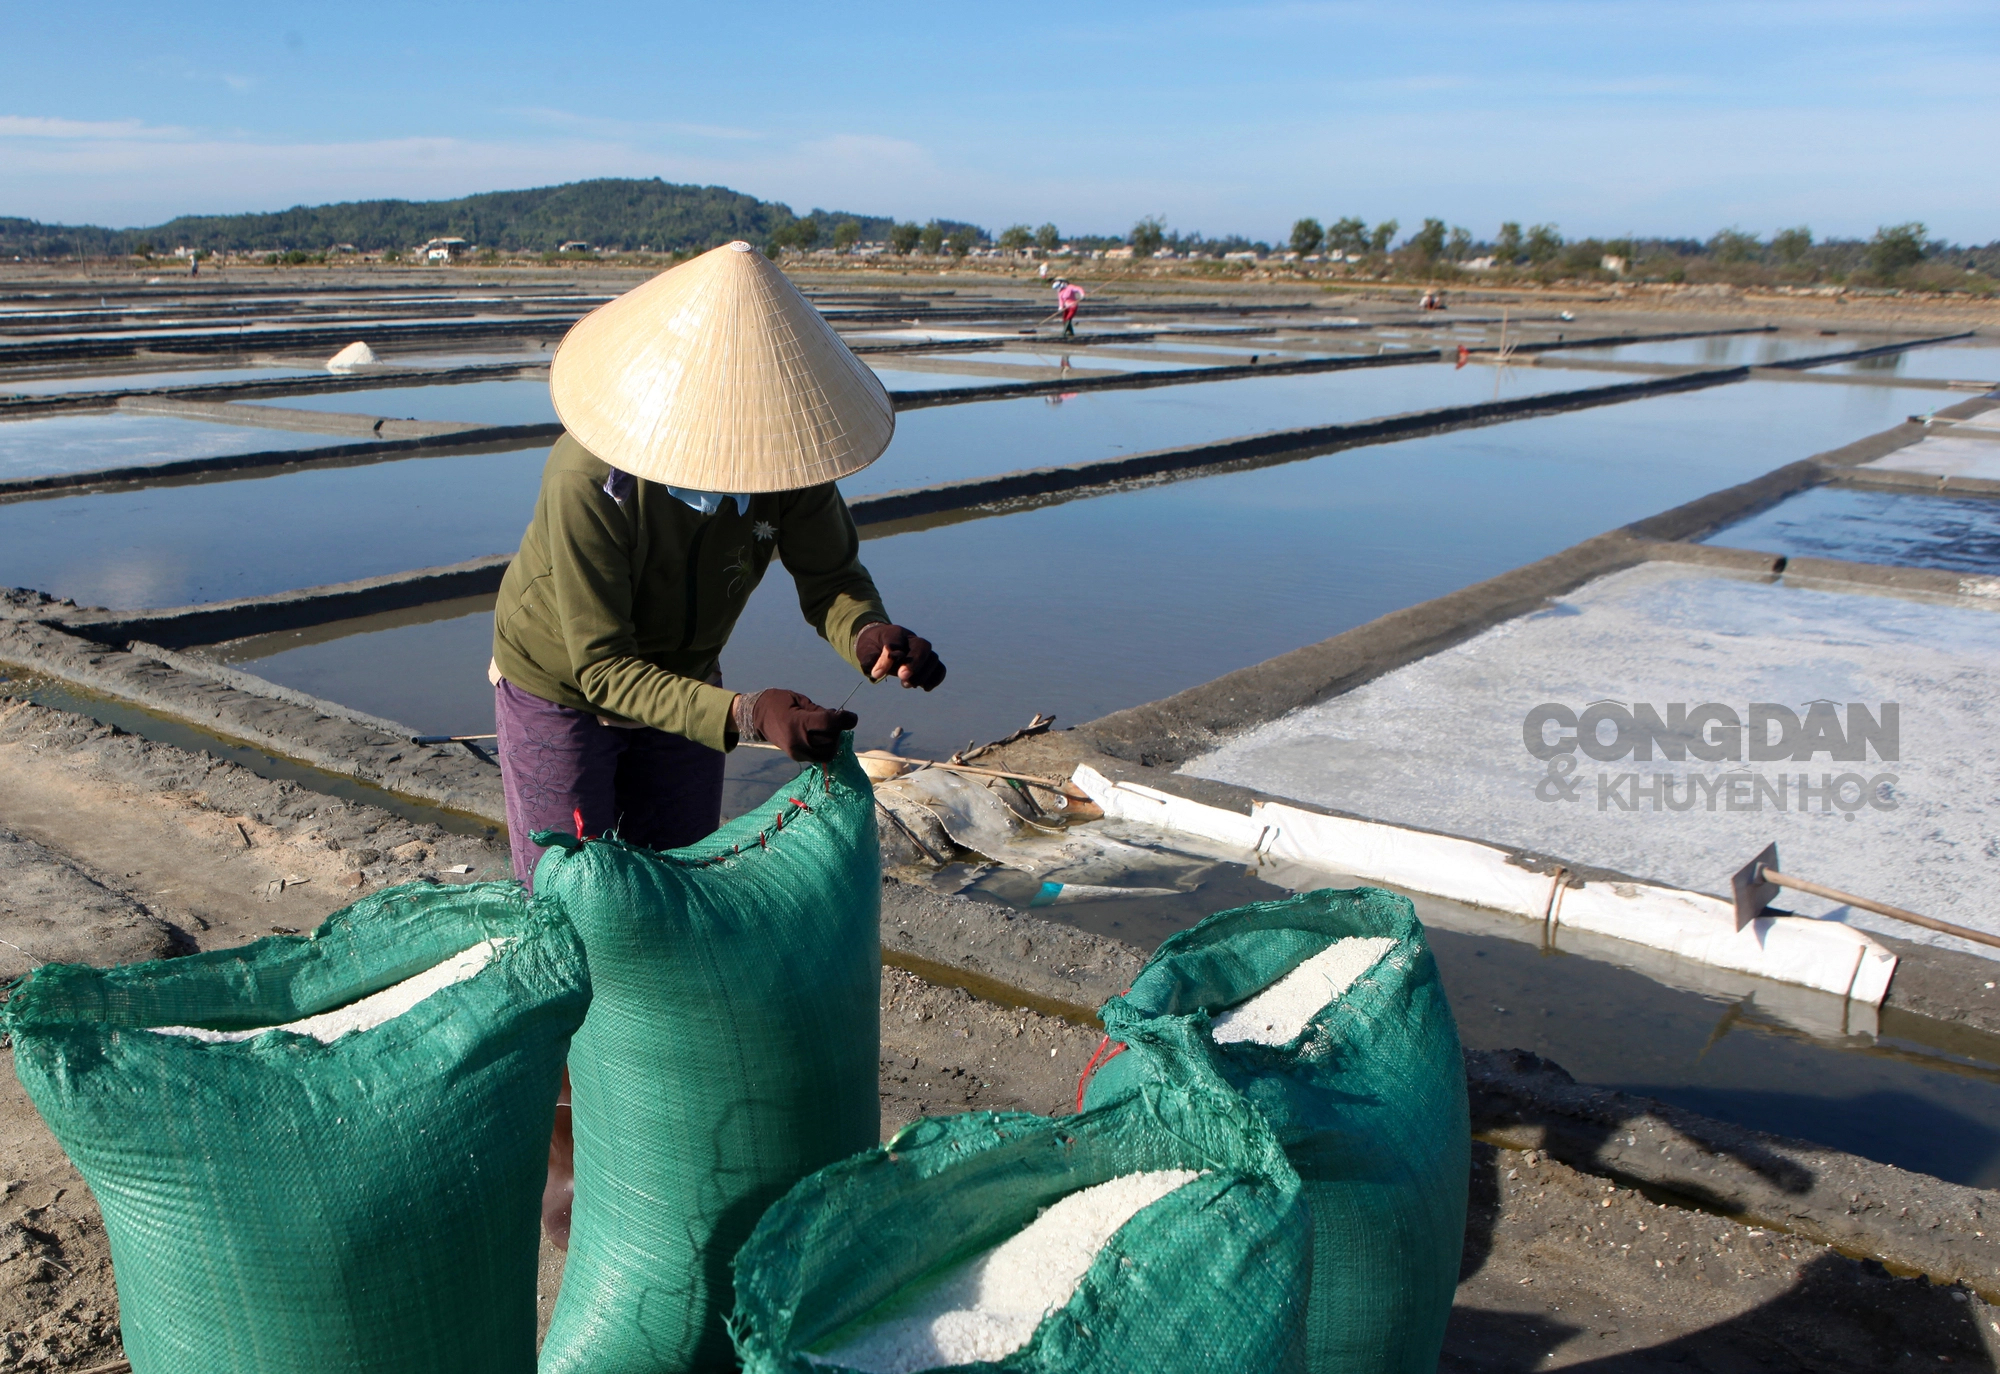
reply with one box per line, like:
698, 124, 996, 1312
493, 677, 725, 891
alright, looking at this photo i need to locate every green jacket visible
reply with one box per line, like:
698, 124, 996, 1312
492, 434, 888, 751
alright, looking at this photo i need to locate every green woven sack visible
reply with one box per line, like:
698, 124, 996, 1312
731, 1083, 1311, 1374
535, 740, 881, 1374
5, 880, 588, 1374
1081, 888, 1468, 1374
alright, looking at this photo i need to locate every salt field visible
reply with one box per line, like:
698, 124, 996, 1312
0, 410, 360, 479
1705, 486, 2000, 573
0, 447, 549, 607
1187, 561, 2000, 950
217, 378, 1954, 750
5, 274, 2000, 1210
244, 378, 558, 426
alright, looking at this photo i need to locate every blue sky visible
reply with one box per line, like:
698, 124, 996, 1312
3, 1, 1992, 242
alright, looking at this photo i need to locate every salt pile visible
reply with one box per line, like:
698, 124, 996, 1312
325, 339, 377, 372
812, 1169, 1202, 1373
153, 939, 504, 1045
1210, 937, 1396, 1046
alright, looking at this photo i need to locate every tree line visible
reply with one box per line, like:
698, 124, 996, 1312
1269, 217, 1993, 288
0, 179, 978, 260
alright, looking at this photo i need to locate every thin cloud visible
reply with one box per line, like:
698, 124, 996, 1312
0, 115, 191, 140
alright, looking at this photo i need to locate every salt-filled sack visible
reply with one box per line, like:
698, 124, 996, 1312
7, 881, 589, 1374
732, 1084, 1311, 1374
534, 737, 881, 1374
1080, 887, 1468, 1374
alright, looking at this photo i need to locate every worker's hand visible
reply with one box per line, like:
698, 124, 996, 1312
748, 690, 859, 763
856, 623, 946, 691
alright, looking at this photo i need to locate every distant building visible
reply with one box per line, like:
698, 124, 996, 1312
1600, 255, 1629, 274
1104, 246, 1136, 259
1222, 250, 1260, 262
330, 243, 359, 255
558, 241, 593, 254
1461, 256, 1497, 271
423, 237, 471, 263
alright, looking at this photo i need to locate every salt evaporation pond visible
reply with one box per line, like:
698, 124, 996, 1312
1826, 344, 2000, 384
244, 379, 557, 426
0, 411, 363, 480
0, 365, 319, 396
850, 359, 1606, 495
0, 447, 547, 608
1705, 486, 2000, 573
1564, 334, 1875, 367
223, 380, 1955, 752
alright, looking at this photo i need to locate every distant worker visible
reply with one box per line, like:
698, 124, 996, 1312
1052, 278, 1085, 339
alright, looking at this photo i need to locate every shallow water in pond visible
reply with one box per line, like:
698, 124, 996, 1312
0, 365, 318, 395
1704, 486, 2000, 573
850, 359, 1603, 495
1567, 334, 1873, 366
244, 379, 557, 426
1825, 344, 2000, 384
0, 447, 546, 608
218, 380, 1950, 759
0, 411, 362, 480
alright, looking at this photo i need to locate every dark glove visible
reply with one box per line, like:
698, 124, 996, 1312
856, 623, 947, 691
746, 689, 858, 763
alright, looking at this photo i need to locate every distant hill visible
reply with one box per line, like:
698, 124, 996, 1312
0, 179, 985, 257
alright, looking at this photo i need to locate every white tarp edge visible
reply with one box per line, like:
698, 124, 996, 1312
1070, 766, 1897, 1006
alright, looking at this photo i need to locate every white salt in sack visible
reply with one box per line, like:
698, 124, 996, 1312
1209, 936, 1396, 1046
153, 939, 504, 1044
813, 1169, 1203, 1374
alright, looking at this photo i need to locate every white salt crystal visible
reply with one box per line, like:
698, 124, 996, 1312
1209, 936, 1396, 1046
152, 939, 504, 1045
813, 1169, 1202, 1374
325, 340, 376, 371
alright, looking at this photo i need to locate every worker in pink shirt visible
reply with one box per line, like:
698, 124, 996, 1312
1052, 278, 1085, 338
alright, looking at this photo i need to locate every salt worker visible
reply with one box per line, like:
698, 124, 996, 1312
490, 240, 945, 892
1052, 277, 1085, 339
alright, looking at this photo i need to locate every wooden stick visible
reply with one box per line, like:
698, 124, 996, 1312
742, 740, 1080, 797
1765, 867, 2000, 951
412, 733, 497, 745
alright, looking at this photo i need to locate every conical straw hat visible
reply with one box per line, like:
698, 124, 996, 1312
549, 241, 894, 491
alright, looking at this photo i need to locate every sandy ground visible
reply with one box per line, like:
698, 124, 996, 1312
1, 693, 1995, 1371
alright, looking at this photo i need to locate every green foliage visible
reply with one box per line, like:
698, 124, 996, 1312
1561, 238, 1605, 273
1326, 216, 1368, 256
1772, 226, 1813, 264
1289, 217, 1323, 256
998, 224, 1032, 252
1131, 216, 1166, 256
890, 221, 921, 254
1494, 222, 1523, 264
1445, 226, 1472, 260
793, 216, 821, 251
1708, 226, 1760, 263
134, 241, 156, 258
1035, 222, 1061, 251
919, 220, 945, 255
1869, 222, 1928, 278
1602, 237, 1634, 263
947, 226, 979, 257
1368, 219, 1400, 254
832, 219, 861, 251
1408, 218, 1447, 261
1524, 223, 1563, 264
0, 178, 927, 258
